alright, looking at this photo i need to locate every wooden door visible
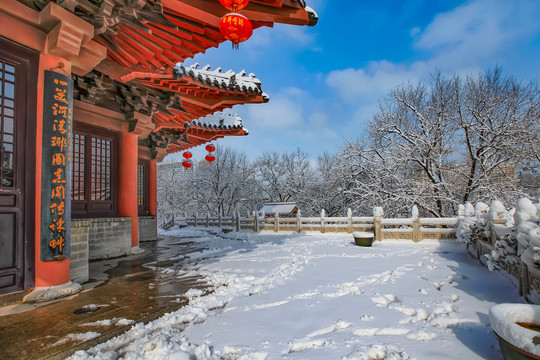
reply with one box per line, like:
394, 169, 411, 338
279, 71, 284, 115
0, 38, 37, 295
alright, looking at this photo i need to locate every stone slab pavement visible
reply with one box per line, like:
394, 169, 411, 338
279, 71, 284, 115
0, 236, 208, 360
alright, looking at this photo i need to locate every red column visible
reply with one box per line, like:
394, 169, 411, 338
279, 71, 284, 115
118, 132, 139, 247
148, 159, 158, 238
148, 159, 157, 216
34, 54, 70, 287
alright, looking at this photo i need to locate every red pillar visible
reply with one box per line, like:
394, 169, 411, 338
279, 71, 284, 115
149, 159, 158, 216
148, 159, 158, 237
34, 54, 70, 287
118, 132, 139, 247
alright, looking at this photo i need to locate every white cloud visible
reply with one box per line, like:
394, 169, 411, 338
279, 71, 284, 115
242, 86, 310, 131
324, 0, 540, 135
246, 96, 303, 130
415, 0, 540, 69
326, 61, 421, 104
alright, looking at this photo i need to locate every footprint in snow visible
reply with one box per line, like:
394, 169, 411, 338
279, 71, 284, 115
371, 294, 399, 306
407, 331, 439, 341
305, 321, 352, 338
286, 339, 328, 353
343, 344, 413, 360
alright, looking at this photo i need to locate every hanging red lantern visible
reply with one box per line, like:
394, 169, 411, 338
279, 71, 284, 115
218, 0, 249, 12
182, 160, 192, 168
182, 151, 192, 159
205, 144, 216, 152
205, 154, 216, 163
219, 13, 253, 49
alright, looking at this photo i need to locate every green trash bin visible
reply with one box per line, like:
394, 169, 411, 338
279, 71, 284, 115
353, 232, 374, 247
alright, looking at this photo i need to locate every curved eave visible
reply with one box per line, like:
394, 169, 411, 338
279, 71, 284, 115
88, 0, 316, 81
165, 126, 247, 155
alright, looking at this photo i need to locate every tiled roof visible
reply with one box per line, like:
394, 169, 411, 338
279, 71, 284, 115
176, 63, 268, 98
193, 111, 247, 132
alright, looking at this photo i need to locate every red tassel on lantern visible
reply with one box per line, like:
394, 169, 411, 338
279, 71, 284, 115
218, 0, 249, 12
219, 13, 253, 50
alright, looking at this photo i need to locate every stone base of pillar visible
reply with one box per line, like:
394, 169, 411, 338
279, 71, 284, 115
23, 281, 82, 303
131, 246, 145, 255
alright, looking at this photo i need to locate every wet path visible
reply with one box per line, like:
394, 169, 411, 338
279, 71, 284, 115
0, 236, 209, 360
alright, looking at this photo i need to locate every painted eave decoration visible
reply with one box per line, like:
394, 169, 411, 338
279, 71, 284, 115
23, 0, 316, 159
31, 0, 317, 82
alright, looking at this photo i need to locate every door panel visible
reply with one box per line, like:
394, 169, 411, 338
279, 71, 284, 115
0, 37, 37, 294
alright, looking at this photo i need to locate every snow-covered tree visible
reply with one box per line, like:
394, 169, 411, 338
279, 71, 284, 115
192, 146, 260, 216
456, 68, 539, 204
343, 68, 539, 217
302, 153, 353, 217
254, 148, 315, 205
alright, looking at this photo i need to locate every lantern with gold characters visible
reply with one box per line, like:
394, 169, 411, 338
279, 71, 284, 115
219, 13, 253, 49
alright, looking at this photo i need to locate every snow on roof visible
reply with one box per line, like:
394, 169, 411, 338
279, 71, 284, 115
175, 63, 269, 101
259, 202, 298, 215
192, 111, 245, 131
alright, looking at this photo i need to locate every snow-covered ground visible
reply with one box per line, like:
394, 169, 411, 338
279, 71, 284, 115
70, 229, 525, 360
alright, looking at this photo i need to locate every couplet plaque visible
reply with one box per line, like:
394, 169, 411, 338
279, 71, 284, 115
40, 70, 73, 261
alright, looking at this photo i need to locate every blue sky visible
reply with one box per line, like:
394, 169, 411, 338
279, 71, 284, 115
166, 0, 540, 162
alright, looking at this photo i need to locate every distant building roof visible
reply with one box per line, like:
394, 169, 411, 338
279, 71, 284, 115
259, 202, 298, 216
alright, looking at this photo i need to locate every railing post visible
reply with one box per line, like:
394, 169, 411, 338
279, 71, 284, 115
274, 212, 279, 233
218, 211, 222, 227
320, 209, 326, 233
412, 205, 421, 243
235, 211, 240, 232
347, 208, 353, 233
194, 212, 198, 227
296, 210, 302, 233
253, 211, 259, 232
374, 206, 383, 241
206, 212, 209, 227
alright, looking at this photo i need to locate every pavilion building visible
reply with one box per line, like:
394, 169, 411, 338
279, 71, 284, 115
0, 0, 317, 304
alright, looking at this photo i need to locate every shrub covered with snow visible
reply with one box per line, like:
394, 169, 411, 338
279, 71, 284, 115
458, 198, 540, 272
514, 198, 540, 264
456, 202, 490, 245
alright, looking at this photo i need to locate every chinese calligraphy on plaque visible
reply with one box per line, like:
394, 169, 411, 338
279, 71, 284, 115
41, 70, 73, 261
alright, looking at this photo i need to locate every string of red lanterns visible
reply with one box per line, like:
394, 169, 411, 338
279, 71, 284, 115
181, 145, 216, 168
205, 143, 216, 163
218, 0, 253, 49
182, 151, 193, 168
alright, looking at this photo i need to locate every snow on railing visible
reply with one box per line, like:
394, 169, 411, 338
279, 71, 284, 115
455, 197, 540, 303
176, 205, 459, 242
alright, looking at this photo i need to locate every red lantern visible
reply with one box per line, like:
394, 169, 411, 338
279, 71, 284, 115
218, 0, 249, 12
205, 144, 216, 152
182, 151, 192, 159
219, 13, 253, 49
205, 154, 216, 163
182, 160, 192, 168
